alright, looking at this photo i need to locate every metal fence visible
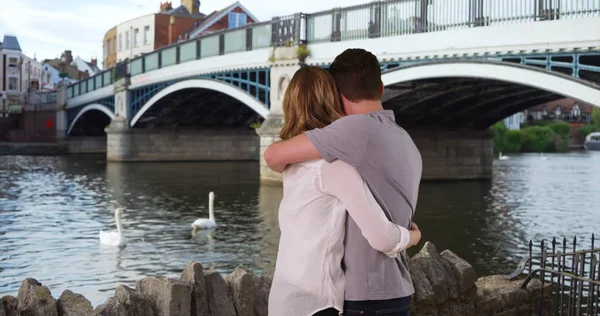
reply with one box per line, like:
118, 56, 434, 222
507, 235, 600, 316
68, 0, 600, 98
35, 91, 57, 105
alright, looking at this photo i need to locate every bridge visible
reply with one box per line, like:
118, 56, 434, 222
57, 0, 600, 182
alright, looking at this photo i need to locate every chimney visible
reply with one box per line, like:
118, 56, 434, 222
160, 1, 173, 12
91, 57, 97, 66
168, 16, 178, 45
64, 50, 73, 64
182, 0, 200, 15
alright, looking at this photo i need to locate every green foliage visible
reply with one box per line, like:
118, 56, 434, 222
547, 121, 571, 138
521, 126, 555, 152
592, 107, 600, 128
493, 122, 571, 153
502, 130, 523, 153
249, 121, 262, 129
578, 124, 599, 139
296, 45, 311, 60
492, 121, 507, 154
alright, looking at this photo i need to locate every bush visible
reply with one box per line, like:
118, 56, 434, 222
547, 121, 571, 138
521, 126, 555, 152
492, 121, 507, 154
502, 130, 523, 152
579, 124, 599, 139
592, 107, 600, 128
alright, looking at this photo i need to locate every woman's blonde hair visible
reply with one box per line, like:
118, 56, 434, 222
280, 66, 345, 140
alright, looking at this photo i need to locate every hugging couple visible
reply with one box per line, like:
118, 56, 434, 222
264, 48, 424, 316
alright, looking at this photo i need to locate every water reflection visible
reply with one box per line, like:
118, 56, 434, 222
0, 151, 599, 306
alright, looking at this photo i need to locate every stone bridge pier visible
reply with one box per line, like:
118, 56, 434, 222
104, 78, 259, 162
256, 65, 495, 184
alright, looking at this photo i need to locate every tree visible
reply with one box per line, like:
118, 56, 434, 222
591, 107, 600, 128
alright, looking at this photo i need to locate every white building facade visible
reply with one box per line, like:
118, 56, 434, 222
115, 14, 156, 62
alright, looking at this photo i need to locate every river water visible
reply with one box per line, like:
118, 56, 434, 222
1, 152, 599, 306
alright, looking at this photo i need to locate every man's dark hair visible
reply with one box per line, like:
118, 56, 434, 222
328, 48, 382, 102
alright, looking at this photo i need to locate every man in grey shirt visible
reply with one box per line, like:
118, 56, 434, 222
265, 48, 423, 315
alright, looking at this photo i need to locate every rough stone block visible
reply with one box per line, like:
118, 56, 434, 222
408, 259, 435, 304
57, 290, 93, 316
411, 242, 459, 304
17, 278, 58, 316
114, 285, 155, 316
93, 296, 127, 316
253, 275, 272, 316
224, 266, 255, 316
0, 297, 4, 316
180, 261, 209, 316
440, 250, 477, 294
2, 296, 19, 316
204, 270, 236, 316
475, 275, 528, 315
136, 276, 193, 316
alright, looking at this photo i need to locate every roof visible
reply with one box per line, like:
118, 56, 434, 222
184, 2, 260, 38
164, 4, 206, 18
85, 61, 101, 73
2, 35, 21, 51
528, 98, 594, 114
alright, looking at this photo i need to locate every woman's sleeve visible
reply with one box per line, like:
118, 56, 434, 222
319, 160, 410, 256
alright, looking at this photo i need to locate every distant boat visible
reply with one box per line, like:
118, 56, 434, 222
584, 132, 600, 151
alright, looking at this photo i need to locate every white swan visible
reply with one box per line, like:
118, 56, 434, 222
540, 153, 548, 160
192, 192, 217, 230
99, 207, 127, 247
499, 152, 510, 160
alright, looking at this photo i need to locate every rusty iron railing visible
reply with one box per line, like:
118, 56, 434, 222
507, 235, 600, 316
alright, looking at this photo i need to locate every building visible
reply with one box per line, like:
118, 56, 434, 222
503, 112, 524, 130
73, 56, 101, 76
182, 2, 258, 38
524, 98, 594, 123
102, 0, 258, 68
1, 35, 49, 107
42, 50, 91, 90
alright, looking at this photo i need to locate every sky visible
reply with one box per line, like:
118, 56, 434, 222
0, 0, 371, 67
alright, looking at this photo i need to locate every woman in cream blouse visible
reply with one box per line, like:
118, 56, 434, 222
268, 66, 420, 316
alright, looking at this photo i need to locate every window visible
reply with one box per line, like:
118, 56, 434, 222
228, 12, 247, 28
134, 28, 139, 46
125, 30, 130, 49
118, 34, 123, 51
8, 57, 18, 67
8, 77, 18, 91
113, 36, 117, 52
144, 26, 150, 44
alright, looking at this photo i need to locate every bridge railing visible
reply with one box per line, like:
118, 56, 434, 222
67, 0, 599, 99
306, 0, 600, 44
67, 68, 114, 99
128, 18, 284, 77
35, 91, 57, 105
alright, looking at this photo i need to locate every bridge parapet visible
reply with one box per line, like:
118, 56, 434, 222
66, 0, 600, 103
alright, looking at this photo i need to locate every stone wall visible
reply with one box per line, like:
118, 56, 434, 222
106, 120, 259, 162
256, 125, 495, 184
409, 128, 494, 180
65, 137, 107, 154
255, 115, 283, 184
1, 242, 551, 316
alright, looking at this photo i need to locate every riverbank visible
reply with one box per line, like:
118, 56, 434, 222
0, 242, 551, 316
0, 137, 106, 156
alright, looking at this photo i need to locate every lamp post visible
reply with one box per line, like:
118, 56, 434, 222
59, 55, 68, 80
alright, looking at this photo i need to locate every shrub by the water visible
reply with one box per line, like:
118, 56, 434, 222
493, 121, 570, 153
502, 130, 523, 153
578, 124, 599, 139
492, 122, 507, 154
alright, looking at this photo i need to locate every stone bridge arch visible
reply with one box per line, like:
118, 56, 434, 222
381, 60, 600, 128
67, 103, 115, 135
130, 79, 270, 127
